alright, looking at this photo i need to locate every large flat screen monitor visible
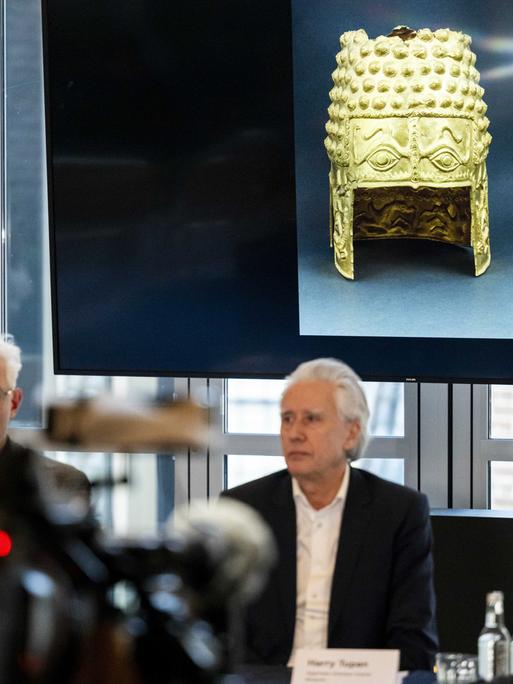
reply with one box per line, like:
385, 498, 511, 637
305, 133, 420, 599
42, 0, 513, 381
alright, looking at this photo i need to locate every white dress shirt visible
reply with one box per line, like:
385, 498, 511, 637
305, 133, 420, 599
287, 467, 350, 666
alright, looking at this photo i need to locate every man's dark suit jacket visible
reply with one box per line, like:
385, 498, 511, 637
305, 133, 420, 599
222, 467, 438, 671
1, 437, 91, 506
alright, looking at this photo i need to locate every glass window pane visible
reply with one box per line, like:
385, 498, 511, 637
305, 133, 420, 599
47, 450, 111, 483
53, 375, 159, 400
226, 379, 404, 437
45, 450, 114, 524
6, 0, 45, 428
46, 451, 168, 535
352, 458, 404, 486
365, 383, 404, 437
489, 386, 513, 438
54, 375, 112, 398
39, 378, 174, 535
225, 454, 285, 489
490, 461, 513, 510
226, 379, 285, 434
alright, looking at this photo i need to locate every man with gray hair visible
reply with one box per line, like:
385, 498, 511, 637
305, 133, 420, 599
0, 336, 91, 506
223, 358, 437, 672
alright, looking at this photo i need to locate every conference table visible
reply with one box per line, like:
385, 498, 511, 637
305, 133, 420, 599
234, 665, 437, 684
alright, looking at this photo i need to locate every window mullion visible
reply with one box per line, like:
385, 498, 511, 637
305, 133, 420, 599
471, 384, 490, 508
452, 383, 472, 508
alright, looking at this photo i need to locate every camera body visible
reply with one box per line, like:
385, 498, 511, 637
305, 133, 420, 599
0, 447, 273, 684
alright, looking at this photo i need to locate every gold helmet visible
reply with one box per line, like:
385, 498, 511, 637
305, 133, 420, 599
324, 27, 492, 279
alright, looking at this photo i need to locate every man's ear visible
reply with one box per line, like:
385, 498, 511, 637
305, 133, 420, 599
9, 388, 23, 419
343, 419, 361, 451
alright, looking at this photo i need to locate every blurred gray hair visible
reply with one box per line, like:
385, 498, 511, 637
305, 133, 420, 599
0, 336, 22, 388
282, 358, 370, 460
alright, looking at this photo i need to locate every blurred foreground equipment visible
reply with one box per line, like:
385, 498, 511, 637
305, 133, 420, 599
44, 396, 209, 452
0, 408, 275, 683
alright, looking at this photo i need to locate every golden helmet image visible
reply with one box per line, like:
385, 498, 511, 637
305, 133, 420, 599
324, 26, 492, 279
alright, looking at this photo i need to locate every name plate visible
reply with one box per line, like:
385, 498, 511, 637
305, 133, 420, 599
291, 648, 400, 684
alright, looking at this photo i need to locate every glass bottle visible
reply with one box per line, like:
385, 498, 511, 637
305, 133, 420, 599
478, 590, 511, 680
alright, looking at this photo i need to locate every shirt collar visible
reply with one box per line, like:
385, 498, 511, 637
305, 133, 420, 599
292, 464, 350, 511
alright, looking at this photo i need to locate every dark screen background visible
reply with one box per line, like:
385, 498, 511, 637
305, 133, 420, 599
43, 0, 513, 381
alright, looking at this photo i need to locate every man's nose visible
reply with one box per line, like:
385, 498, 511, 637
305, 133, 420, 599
288, 420, 306, 441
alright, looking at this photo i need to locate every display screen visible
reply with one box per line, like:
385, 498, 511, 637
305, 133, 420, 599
43, 0, 513, 381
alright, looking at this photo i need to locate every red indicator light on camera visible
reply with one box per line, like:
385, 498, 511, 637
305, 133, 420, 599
0, 530, 13, 557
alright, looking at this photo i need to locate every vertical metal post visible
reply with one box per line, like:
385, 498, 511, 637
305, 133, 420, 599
452, 384, 472, 508
419, 383, 449, 507
471, 384, 490, 509
207, 377, 224, 499
173, 377, 190, 508
189, 377, 209, 501
403, 381, 419, 489
0, 0, 6, 335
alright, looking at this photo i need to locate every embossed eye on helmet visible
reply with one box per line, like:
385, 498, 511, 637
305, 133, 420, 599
367, 147, 402, 172
429, 148, 461, 172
